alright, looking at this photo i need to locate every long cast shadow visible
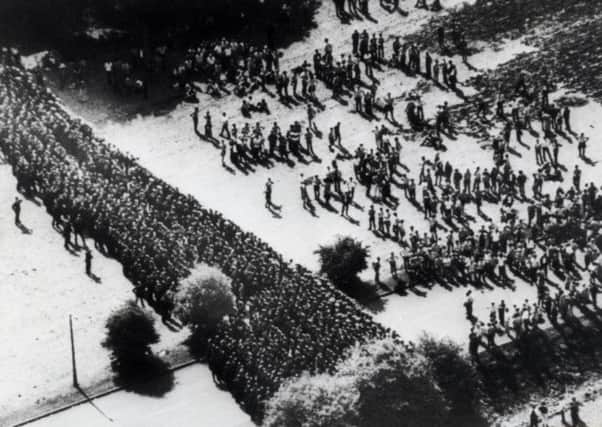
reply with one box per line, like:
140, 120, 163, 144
111, 353, 175, 397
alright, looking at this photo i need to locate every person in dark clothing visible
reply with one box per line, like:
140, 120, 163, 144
475, 191, 483, 215
352, 30, 360, 56
577, 133, 588, 159
529, 406, 539, 427
373, 257, 381, 284
464, 290, 474, 320
569, 397, 583, 427
191, 107, 199, 133
424, 52, 432, 79
333, 122, 342, 145
368, 204, 376, 230
498, 300, 507, 326
265, 178, 274, 209
12, 197, 22, 225
220, 141, 227, 167
63, 222, 72, 250
204, 111, 213, 139
85, 248, 93, 276
573, 165, 581, 192
300, 178, 311, 211
468, 329, 481, 364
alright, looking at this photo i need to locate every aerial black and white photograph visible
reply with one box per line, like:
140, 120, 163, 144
1, 0, 602, 426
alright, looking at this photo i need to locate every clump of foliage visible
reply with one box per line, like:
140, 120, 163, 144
263, 337, 450, 427
102, 299, 160, 364
174, 266, 236, 356
315, 236, 370, 291
418, 335, 488, 427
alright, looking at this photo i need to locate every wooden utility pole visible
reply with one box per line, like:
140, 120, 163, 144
69, 314, 79, 388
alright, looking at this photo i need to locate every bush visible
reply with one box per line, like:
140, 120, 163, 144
344, 338, 449, 427
315, 237, 370, 291
174, 266, 236, 336
263, 337, 449, 427
418, 335, 487, 427
102, 300, 159, 362
262, 371, 357, 427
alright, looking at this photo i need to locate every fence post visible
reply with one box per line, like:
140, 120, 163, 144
69, 314, 78, 388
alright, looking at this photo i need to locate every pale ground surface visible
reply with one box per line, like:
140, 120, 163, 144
4, 0, 602, 426
29, 364, 253, 427
93, 13, 602, 347
0, 164, 205, 425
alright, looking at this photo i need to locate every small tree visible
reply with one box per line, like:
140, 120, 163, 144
174, 266, 236, 356
102, 300, 159, 363
315, 237, 370, 290
103, 301, 174, 395
341, 338, 449, 427
418, 335, 487, 427
262, 371, 358, 427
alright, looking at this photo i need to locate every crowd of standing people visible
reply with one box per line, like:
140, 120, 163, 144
0, 55, 392, 421
3, 0, 602, 422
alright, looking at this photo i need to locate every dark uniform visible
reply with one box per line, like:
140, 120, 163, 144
85, 249, 93, 276
372, 257, 381, 284
63, 222, 72, 249
12, 198, 22, 225
204, 112, 213, 139
464, 292, 474, 319
368, 205, 376, 230
191, 108, 199, 133
569, 399, 582, 427
265, 180, 273, 208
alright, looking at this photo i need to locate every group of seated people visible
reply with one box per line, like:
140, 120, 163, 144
173, 39, 281, 99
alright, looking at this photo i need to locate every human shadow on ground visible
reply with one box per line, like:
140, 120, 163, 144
16, 221, 32, 234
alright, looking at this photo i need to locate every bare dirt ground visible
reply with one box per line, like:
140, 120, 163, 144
4, 0, 602, 426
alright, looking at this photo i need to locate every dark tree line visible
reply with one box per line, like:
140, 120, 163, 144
0, 0, 320, 52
